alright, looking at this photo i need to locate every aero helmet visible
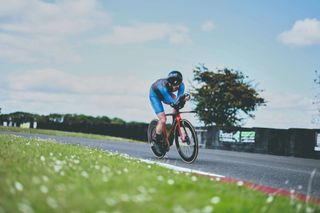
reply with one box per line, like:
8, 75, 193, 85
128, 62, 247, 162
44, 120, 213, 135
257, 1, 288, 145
167, 71, 183, 86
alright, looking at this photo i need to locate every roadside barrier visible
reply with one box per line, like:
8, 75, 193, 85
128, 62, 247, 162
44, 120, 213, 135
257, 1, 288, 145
196, 127, 320, 159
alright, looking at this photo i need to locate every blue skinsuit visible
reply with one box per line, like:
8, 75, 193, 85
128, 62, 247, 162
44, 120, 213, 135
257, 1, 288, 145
149, 78, 185, 115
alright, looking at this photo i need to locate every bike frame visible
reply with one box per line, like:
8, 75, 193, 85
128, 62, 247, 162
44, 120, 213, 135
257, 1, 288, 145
163, 110, 196, 146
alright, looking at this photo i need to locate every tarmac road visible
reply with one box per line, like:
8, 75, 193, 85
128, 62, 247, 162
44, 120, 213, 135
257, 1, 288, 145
1, 131, 319, 199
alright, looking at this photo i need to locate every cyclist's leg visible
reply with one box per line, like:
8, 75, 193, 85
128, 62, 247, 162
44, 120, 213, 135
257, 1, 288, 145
155, 112, 166, 135
149, 94, 166, 151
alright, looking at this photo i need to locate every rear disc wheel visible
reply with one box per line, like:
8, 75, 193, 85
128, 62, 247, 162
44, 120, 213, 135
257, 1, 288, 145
148, 119, 166, 159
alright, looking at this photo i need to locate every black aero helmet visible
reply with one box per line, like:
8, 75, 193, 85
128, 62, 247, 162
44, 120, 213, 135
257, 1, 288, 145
167, 70, 183, 86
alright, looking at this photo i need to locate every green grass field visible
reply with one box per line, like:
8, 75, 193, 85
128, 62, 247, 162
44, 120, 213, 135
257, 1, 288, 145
0, 126, 143, 143
0, 134, 319, 213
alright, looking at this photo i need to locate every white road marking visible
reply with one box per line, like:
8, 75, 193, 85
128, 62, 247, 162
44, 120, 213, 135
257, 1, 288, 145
140, 159, 225, 178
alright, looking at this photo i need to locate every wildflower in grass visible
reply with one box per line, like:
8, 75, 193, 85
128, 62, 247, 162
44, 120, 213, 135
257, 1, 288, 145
102, 176, 109, 182
237, 181, 244, 186
42, 176, 49, 182
157, 176, 164, 181
202, 205, 214, 213
40, 185, 48, 194
123, 168, 129, 173
133, 194, 147, 203
95, 165, 100, 170
173, 205, 186, 213
306, 207, 315, 213
210, 196, 221, 204
215, 177, 221, 182
47, 197, 58, 209
105, 198, 117, 206
15, 181, 23, 191
147, 165, 152, 169
101, 166, 110, 174
74, 159, 80, 164
54, 165, 62, 173
18, 202, 34, 213
261, 206, 267, 212
167, 179, 175, 185
296, 204, 302, 212
266, 195, 273, 204
9, 186, 15, 195
191, 176, 198, 182
137, 186, 147, 194
120, 194, 130, 202
40, 156, 45, 162
148, 188, 156, 194
96, 211, 107, 213
55, 184, 66, 191
81, 171, 89, 178
32, 176, 40, 185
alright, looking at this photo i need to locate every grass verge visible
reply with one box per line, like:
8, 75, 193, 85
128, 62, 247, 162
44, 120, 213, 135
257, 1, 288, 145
0, 134, 319, 213
0, 126, 143, 143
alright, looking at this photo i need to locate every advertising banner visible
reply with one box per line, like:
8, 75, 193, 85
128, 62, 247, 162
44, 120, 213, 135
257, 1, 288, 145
219, 130, 255, 143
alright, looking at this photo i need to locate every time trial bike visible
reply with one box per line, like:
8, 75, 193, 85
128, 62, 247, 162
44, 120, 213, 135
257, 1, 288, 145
147, 103, 199, 164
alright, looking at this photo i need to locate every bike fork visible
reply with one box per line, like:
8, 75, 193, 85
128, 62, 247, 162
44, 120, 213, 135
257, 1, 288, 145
176, 117, 191, 144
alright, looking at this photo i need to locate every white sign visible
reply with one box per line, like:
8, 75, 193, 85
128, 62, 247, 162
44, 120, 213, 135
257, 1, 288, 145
315, 133, 320, 151
219, 130, 255, 143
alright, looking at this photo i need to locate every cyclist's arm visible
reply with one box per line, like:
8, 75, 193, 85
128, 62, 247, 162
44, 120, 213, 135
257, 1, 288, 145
160, 87, 176, 105
177, 83, 185, 97
159, 83, 185, 107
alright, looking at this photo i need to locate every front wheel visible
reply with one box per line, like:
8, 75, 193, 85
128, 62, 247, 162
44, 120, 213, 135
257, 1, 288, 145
174, 119, 199, 163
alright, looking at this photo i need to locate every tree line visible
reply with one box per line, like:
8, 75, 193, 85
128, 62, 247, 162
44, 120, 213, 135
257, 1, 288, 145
0, 112, 149, 141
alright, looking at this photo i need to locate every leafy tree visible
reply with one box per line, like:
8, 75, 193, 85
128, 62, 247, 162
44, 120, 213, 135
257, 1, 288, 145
111, 117, 126, 125
7, 112, 35, 124
191, 64, 266, 127
312, 70, 320, 125
48, 113, 64, 123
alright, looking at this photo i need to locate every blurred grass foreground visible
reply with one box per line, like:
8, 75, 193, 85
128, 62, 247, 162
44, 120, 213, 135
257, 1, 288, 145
0, 134, 319, 213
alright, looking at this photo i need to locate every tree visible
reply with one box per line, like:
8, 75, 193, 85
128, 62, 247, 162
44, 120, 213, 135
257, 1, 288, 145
312, 70, 320, 125
111, 117, 126, 125
191, 64, 266, 127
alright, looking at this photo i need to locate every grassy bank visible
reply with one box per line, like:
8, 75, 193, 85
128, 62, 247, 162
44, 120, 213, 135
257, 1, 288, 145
0, 134, 318, 213
0, 126, 143, 143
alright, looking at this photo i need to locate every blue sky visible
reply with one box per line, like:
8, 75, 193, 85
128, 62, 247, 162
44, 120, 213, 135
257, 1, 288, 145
0, 0, 319, 128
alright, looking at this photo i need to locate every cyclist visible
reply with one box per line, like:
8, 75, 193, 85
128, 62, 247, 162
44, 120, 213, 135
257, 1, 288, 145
149, 71, 190, 153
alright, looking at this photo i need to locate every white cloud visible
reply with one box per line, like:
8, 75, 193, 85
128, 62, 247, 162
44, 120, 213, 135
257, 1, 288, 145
278, 18, 320, 47
245, 91, 316, 128
0, 0, 110, 63
96, 22, 192, 45
201, 21, 215, 32
5, 68, 149, 96
1, 69, 154, 121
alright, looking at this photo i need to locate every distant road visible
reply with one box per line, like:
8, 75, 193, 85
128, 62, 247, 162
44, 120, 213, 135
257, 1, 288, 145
1, 131, 320, 199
